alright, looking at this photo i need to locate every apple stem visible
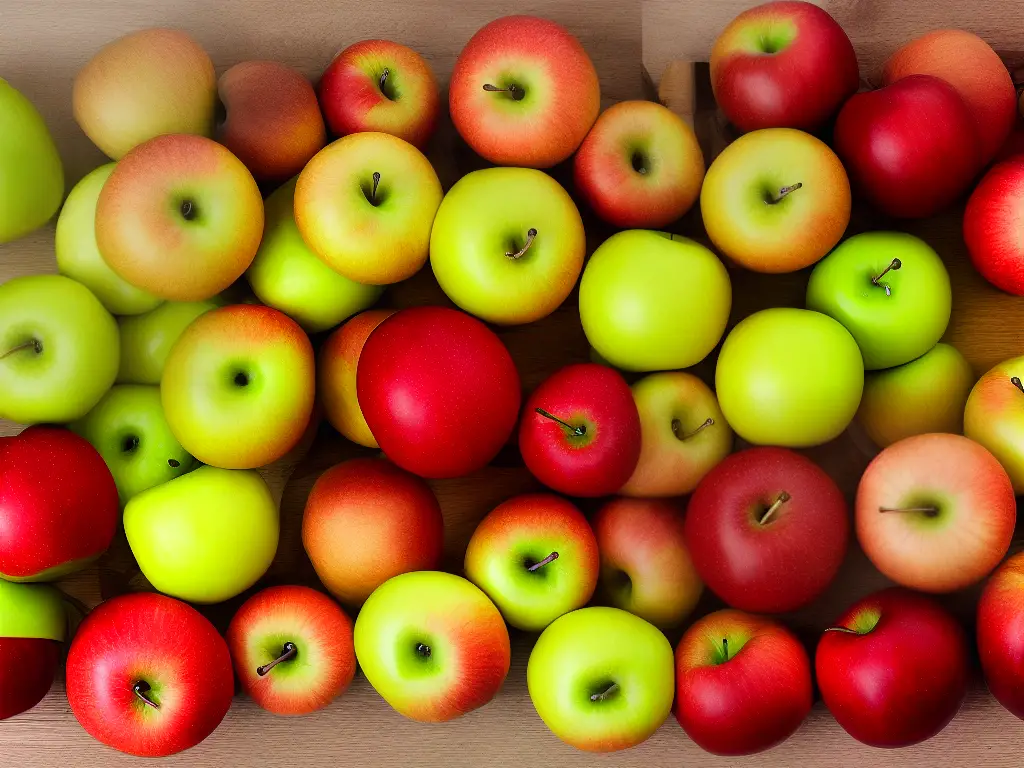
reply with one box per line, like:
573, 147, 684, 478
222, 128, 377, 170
180, 200, 196, 221
527, 551, 559, 572
379, 68, 389, 92
1012, 376, 1024, 394
672, 417, 714, 441
506, 228, 538, 260
257, 641, 298, 677
768, 183, 802, 204
721, 638, 729, 662
132, 681, 159, 709
0, 339, 41, 360
758, 491, 791, 525
823, 626, 860, 635
482, 83, 524, 101
371, 172, 381, 203
535, 408, 586, 437
879, 505, 939, 515
872, 258, 902, 296
590, 682, 619, 702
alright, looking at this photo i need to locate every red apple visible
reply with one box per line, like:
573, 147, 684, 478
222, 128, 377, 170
519, 363, 641, 497
978, 551, 1024, 720
816, 588, 968, 747
66, 593, 234, 757
685, 447, 848, 613
834, 74, 980, 218
356, 306, 521, 478
675, 609, 812, 755
0, 638, 60, 721
964, 157, 1024, 295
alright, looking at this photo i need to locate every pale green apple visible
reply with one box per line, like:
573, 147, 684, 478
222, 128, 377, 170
0, 275, 119, 424
71, 384, 195, 505
55, 163, 162, 316
0, 78, 64, 244
123, 466, 279, 603
579, 230, 731, 371
246, 178, 382, 333
116, 298, 221, 384
0, 580, 66, 641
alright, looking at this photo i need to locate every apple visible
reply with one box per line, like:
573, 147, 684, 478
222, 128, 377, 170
71, 384, 195, 506
686, 447, 849, 613
0, 580, 66, 720
858, 342, 975, 448
834, 74, 980, 219
218, 60, 326, 183
701, 127, 851, 273
227, 585, 356, 716
66, 592, 234, 757
449, 15, 600, 168
0, 426, 119, 581
964, 354, 1024, 491
95, 134, 264, 302
161, 304, 315, 469
964, 158, 1024, 296
246, 178, 382, 333
295, 131, 442, 285
0, 77, 64, 244
354, 571, 511, 722
124, 466, 279, 603
465, 494, 599, 631
302, 457, 444, 604
816, 588, 968, 747
593, 498, 702, 628
709, 1, 858, 132
806, 231, 952, 370
518, 363, 641, 497
319, 39, 440, 148
675, 609, 812, 755
579, 230, 731, 372
977, 551, 1024, 720
73, 28, 216, 159
429, 167, 586, 325
357, 306, 521, 478
716, 308, 864, 447
116, 298, 221, 385
573, 100, 704, 228
856, 433, 1015, 593
527, 606, 674, 752
621, 371, 733, 497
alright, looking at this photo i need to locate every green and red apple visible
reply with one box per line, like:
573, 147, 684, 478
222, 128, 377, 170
117, 298, 221, 385
0, 580, 66, 720
965, 355, 1024, 492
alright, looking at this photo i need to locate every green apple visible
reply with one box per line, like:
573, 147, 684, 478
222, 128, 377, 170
0, 275, 119, 424
964, 355, 1024, 492
0, 580, 66, 641
806, 231, 952, 370
246, 178, 382, 334
527, 606, 674, 752
71, 384, 195, 505
123, 466, 279, 604
579, 230, 731, 371
0, 78, 63, 244
116, 298, 221, 384
715, 307, 864, 447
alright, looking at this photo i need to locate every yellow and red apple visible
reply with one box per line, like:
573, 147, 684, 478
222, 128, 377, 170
965, 354, 1024, 491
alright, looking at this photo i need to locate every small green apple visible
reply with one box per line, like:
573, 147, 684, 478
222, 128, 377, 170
116, 298, 221, 384
0, 580, 66, 641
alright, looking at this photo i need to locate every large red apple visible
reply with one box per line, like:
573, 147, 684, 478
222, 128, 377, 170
356, 306, 521, 478
978, 551, 1024, 720
685, 447, 848, 613
964, 157, 1024, 295
816, 588, 968, 747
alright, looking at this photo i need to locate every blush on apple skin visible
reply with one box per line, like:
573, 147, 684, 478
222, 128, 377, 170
0, 637, 59, 720
964, 157, 1024, 296
978, 552, 1024, 720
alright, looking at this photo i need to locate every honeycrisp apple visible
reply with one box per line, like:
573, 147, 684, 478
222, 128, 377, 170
0, 580, 66, 720
964, 157, 1024, 296
117, 298, 221, 385
977, 552, 1024, 720
965, 355, 1024, 491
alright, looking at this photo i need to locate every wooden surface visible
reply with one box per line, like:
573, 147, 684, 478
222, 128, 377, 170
3, 0, 1024, 765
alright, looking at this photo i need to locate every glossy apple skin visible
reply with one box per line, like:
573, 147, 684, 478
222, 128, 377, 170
964, 158, 1024, 296
964, 355, 1024, 491
816, 588, 968, 748
834, 74, 980, 219
66, 593, 234, 758
116, 299, 221, 385
978, 552, 1024, 719
0, 638, 60, 721
856, 433, 1015, 593
302, 458, 444, 604
519, 363, 641, 497
357, 307, 521, 478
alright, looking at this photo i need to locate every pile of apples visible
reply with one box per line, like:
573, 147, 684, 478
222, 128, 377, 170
6, 0, 1024, 759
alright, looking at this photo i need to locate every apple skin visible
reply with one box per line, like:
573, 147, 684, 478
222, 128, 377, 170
66, 593, 234, 757
527, 606, 674, 752
465, 494, 599, 631
856, 433, 1015, 593
710, 1, 858, 133
593, 498, 702, 628
816, 588, 968, 748
964, 158, 1024, 296
0, 274, 120, 424
302, 458, 444, 605
354, 571, 511, 722
686, 447, 848, 614
964, 354, 1024, 491
319, 39, 440, 148
227, 585, 356, 716
834, 74, 980, 219
357, 306, 521, 479
977, 552, 1024, 720
0, 579, 67, 641
116, 298, 221, 385
573, 100, 704, 228
675, 609, 812, 756
0, 580, 66, 721
519, 363, 641, 497
449, 15, 600, 168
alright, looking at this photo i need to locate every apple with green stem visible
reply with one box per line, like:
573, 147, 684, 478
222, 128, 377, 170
116, 298, 221, 385
964, 354, 1024, 492
0, 580, 66, 720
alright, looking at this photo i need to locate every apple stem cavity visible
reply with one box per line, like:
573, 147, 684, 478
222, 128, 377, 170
872, 258, 902, 296
590, 682, 619, 702
180, 199, 196, 221
416, 642, 432, 658
527, 551, 559, 572
0, 339, 42, 360
506, 228, 538, 260
759, 491, 791, 525
768, 183, 802, 204
257, 641, 298, 677
132, 681, 159, 709
672, 417, 714, 441
1011, 376, 1024, 394
535, 408, 585, 437
482, 82, 525, 101
168, 458, 181, 468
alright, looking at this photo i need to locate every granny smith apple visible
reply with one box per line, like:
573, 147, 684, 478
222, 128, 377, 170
55, 164, 163, 316
246, 178, 382, 333
716, 307, 864, 447
71, 385, 195, 506
806, 231, 952, 369
116, 298, 221, 384
0, 78, 63, 244
0, 580, 66, 641
579, 230, 731, 371
123, 466, 279, 604
0, 275, 119, 424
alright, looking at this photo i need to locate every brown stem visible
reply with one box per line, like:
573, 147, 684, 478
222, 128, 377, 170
759, 491, 791, 525
823, 626, 860, 635
257, 642, 298, 677
0, 339, 41, 360
672, 417, 714, 441
371, 172, 381, 203
879, 506, 939, 515
506, 228, 538, 260
535, 408, 586, 437
872, 258, 902, 296
379, 68, 389, 92
483, 83, 523, 100
768, 183, 802, 204
722, 637, 729, 662
590, 682, 619, 702
1012, 376, 1024, 394
527, 552, 559, 572
132, 681, 159, 709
